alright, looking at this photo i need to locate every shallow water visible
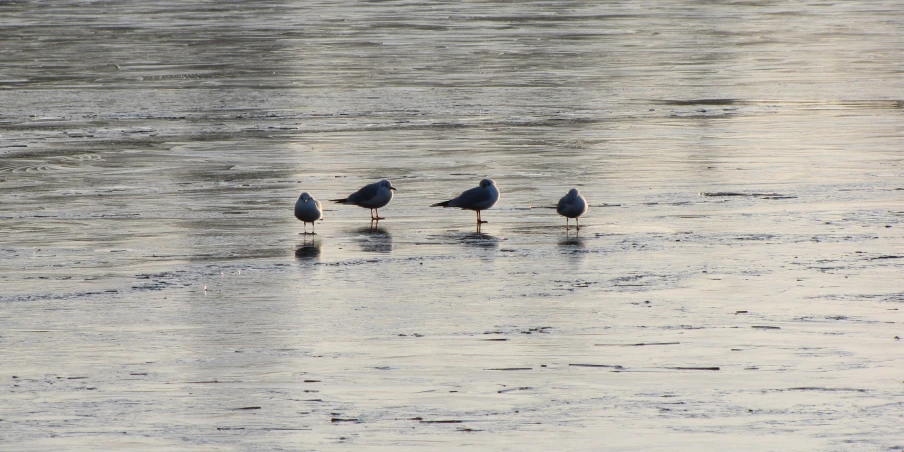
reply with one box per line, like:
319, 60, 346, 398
2, 1, 904, 450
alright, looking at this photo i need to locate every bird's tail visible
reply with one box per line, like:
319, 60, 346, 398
330, 198, 348, 204
431, 201, 450, 207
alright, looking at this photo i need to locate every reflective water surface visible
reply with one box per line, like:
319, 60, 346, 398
2, 1, 903, 450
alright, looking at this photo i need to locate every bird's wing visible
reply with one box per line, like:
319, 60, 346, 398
556, 196, 569, 214
450, 186, 491, 208
347, 182, 380, 204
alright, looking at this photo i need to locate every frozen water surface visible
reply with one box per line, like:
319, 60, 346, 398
1, 1, 903, 450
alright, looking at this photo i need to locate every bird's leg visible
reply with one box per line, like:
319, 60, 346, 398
312, 221, 316, 235
374, 208, 384, 221
566, 218, 570, 229
576, 218, 580, 231
477, 210, 487, 224
302, 222, 308, 235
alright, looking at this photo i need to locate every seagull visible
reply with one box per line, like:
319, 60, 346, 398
431, 178, 500, 223
295, 192, 323, 234
331, 179, 396, 220
557, 188, 588, 230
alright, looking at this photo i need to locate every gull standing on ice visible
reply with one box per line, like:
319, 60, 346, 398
557, 188, 588, 230
331, 179, 396, 221
295, 192, 323, 234
431, 179, 500, 224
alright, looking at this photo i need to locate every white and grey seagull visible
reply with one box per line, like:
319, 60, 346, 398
331, 179, 396, 221
431, 178, 500, 224
294, 191, 323, 234
557, 188, 588, 230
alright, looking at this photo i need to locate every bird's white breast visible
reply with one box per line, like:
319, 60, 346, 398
295, 198, 323, 222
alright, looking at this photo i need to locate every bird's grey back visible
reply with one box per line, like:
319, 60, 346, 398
557, 189, 587, 217
345, 180, 394, 208
450, 185, 491, 208
556, 196, 569, 214
348, 181, 381, 204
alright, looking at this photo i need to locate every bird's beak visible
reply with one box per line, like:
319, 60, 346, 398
390, 187, 397, 191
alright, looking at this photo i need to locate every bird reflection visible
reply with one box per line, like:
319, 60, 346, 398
455, 230, 500, 249
558, 235, 585, 248
354, 225, 392, 253
558, 234, 586, 264
295, 239, 322, 260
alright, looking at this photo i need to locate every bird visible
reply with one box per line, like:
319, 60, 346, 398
295, 192, 323, 234
557, 188, 588, 230
431, 179, 500, 224
331, 179, 396, 221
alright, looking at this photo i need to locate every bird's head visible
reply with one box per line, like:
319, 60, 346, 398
381, 179, 397, 191
479, 179, 495, 188
299, 192, 312, 202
